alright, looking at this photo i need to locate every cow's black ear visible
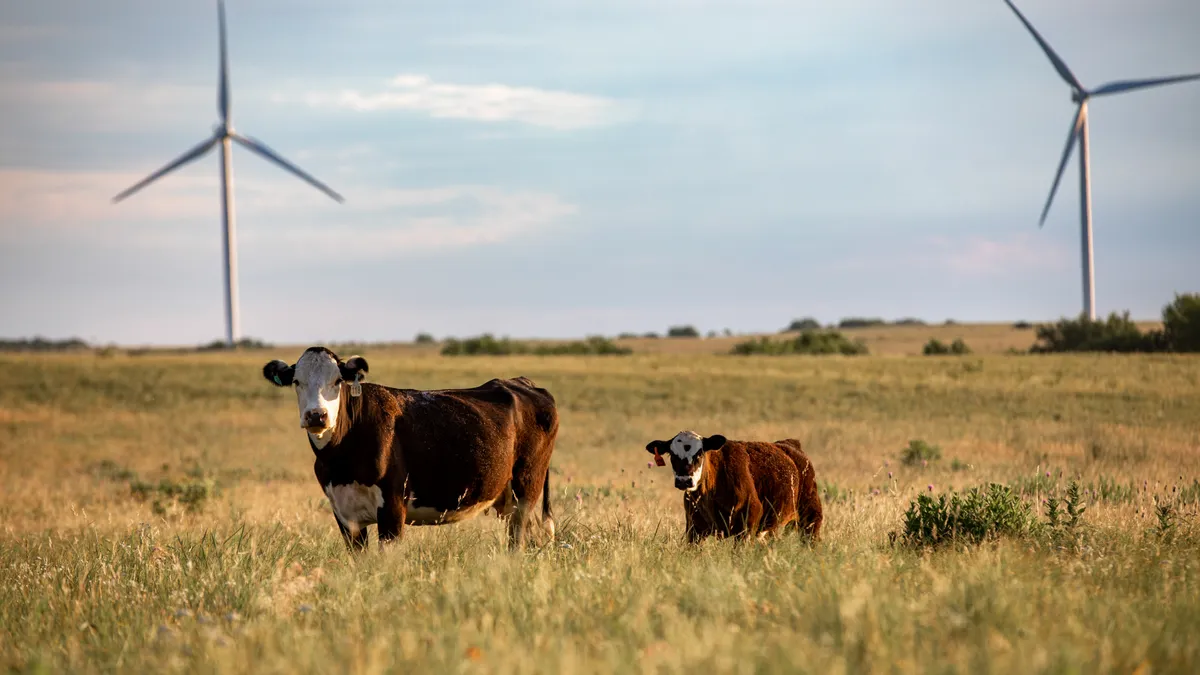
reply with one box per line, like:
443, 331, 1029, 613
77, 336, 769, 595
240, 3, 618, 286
645, 440, 669, 455
340, 355, 369, 381
702, 434, 727, 451
263, 360, 294, 387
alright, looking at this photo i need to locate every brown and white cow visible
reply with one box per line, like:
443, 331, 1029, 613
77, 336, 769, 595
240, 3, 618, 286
263, 347, 558, 550
645, 431, 823, 543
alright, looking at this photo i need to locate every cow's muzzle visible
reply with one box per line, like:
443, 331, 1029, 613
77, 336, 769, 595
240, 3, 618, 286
674, 475, 694, 491
302, 409, 330, 431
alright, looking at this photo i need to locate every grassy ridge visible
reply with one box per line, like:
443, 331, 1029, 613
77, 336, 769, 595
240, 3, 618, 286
1, 349, 1199, 673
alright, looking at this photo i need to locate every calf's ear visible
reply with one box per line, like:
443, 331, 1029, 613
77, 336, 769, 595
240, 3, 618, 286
340, 355, 369, 381
262, 360, 294, 387
645, 440, 669, 455
702, 434, 727, 451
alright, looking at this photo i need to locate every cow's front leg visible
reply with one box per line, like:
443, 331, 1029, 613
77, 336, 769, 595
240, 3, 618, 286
377, 485, 406, 548
336, 517, 369, 552
731, 495, 763, 541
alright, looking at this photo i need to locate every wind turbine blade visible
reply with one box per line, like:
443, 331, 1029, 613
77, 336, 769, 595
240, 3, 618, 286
1038, 104, 1085, 228
112, 133, 221, 203
231, 133, 344, 203
1091, 73, 1200, 97
1001, 0, 1084, 91
217, 0, 230, 123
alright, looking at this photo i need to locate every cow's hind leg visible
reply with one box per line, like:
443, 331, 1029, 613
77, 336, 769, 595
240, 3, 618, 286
506, 466, 549, 550
377, 488, 406, 549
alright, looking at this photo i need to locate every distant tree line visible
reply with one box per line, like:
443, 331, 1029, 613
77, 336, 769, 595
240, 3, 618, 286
731, 330, 868, 356
782, 317, 932, 332
197, 337, 272, 351
0, 337, 89, 352
1030, 294, 1200, 353
441, 334, 630, 356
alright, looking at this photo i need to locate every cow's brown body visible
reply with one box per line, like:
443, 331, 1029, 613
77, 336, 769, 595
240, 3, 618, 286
315, 376, 557, 550
677, 438, 822, 543
265, 348, 559, 551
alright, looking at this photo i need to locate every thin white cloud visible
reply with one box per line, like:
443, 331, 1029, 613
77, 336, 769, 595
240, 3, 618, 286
0, 168, 575, 255
0, 77, 211, 134
244, 185, 577, 256
299, 74, 630, 130
0, 168, 216, 227
929, 234, 1067, 277
829, 234, 1068, 278
0, 24, 65, 44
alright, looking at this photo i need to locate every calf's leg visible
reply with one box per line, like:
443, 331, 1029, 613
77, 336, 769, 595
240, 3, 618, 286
506, 463, 549, 550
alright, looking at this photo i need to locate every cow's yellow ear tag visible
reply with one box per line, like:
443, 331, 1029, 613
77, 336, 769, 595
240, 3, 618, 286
654, 450, 666, 467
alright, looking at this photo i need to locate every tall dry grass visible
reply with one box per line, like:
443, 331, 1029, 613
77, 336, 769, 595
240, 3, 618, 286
0, 348, 1198, 673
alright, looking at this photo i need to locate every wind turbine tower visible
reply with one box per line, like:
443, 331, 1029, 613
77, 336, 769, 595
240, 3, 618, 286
113, 0, 343, 346
1002, 0, 1200, 320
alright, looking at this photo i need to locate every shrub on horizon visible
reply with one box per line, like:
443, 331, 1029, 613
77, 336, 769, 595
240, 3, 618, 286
731, 330, 868, 356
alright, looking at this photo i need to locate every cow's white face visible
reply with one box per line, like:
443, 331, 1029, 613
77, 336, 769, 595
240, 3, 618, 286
669, 431, 705, 491
262, 348, 369, 450
645, 430, 727, 492
669, 431, 704, 462
293, 350, 344, 442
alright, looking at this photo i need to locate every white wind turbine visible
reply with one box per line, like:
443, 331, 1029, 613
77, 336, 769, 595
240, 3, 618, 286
1002, 0, 1200, 320
113, 0, 343, 346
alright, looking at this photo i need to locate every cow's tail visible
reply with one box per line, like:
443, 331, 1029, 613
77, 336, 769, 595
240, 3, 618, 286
541, 466, 555, 540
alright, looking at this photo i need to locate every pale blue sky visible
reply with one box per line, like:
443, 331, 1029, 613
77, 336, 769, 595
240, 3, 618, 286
2, 0, 1198, 345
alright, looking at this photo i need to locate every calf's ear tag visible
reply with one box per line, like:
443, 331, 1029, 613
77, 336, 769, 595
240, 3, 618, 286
654, 450, 666, 467
272, 375, 282, 386
350, 373, 363, 398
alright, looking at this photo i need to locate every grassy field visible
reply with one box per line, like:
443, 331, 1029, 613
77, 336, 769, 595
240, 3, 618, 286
1, 338, 1198, 673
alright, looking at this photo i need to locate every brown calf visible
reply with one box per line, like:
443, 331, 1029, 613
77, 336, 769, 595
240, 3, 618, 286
263, 347, 558, 551
645, 431, 823, 543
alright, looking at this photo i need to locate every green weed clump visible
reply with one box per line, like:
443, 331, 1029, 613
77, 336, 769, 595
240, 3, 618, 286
440, 335, 631, 356
1009, 471, 1139, 505
923, 338, 972, 355
902, 483, 1036, 547
1044, 480, 1087, 531
900, 439, 941, 466
730, 330, 868, 356
819, 480, 853, 504
1177, 478, 1200, 506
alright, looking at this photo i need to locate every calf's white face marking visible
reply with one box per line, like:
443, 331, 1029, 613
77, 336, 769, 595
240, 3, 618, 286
325, 482, 383, 535
670, 430, 705, 491
293, 351, 344, 449
670, 431, 703, 461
